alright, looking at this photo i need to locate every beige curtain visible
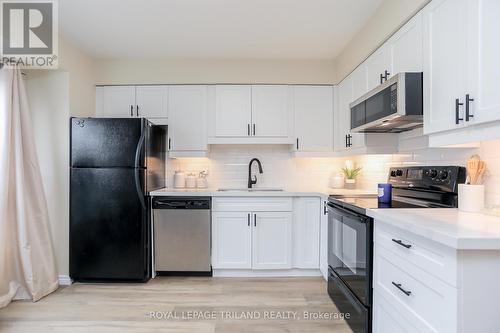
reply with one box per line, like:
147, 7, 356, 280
0, 68, 58, 308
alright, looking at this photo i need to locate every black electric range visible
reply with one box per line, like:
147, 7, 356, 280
326, 166, 466, 333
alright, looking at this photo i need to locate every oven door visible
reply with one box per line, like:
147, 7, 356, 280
327, 202, 372, 306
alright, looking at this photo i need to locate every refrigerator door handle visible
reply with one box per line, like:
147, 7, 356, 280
134, 131, 147, 209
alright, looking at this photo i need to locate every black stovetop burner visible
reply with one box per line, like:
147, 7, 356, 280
328, 166, 467, 214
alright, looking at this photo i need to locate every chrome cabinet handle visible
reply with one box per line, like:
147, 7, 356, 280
136, 105, 139, 117
253, 124, 256, 136
254, 214, 257, 227
392, 282, 412, 296
391, 238, 411, 249
247, 213, 250, 227
130, 105, 133, 117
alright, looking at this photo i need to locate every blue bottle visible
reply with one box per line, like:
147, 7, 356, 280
378, 183, 392, 204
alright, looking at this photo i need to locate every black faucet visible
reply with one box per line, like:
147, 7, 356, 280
248, 158, 263, 189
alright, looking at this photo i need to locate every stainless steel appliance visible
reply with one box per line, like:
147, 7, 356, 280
153, 197, 212, 275
327, 166, 466, 333
350, 72, 423, 133
70, 118, 166, 282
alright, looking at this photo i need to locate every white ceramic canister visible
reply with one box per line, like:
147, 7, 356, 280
186, 173, 197, 188
458, 184, 485, 212
173, 171, 186, 188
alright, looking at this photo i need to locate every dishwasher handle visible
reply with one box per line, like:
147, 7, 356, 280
152, 197, 211, 209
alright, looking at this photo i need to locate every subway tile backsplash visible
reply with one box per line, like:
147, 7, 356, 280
167, 140, 500, 206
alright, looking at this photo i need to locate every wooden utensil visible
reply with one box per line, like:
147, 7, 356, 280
467, 155, 486, 185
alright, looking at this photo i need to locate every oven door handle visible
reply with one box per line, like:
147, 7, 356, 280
327, 203, 368, 223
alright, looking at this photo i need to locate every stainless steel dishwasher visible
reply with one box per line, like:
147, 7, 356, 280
153, 197, 211, 275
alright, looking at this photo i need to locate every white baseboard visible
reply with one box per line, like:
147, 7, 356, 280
213, 269, 322, 278
58, 275, 72, 286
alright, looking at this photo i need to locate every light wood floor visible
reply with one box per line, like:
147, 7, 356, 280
0, 277, 352, 333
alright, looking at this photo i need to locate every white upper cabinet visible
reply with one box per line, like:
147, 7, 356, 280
423, 0, 468, 134
365, 43, 392, 90
98, 85, 168, 124
293, 86, 334, 152
212, 85, 292, 142
252, 212, 292, 270
135, 86, 168, 119
351, 64, 368, 101
390, 12, 423, 74
364, 11, 423, 93
214, 85, 251, 137
334, 77, 352, 152
167, 85, 208, 152
102, 86, 136, 118
466, 0, 500, 125
251, 85, 290, 137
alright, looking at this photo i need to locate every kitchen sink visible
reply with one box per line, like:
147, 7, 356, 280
217, 188, 284, 192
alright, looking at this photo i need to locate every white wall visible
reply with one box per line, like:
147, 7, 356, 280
94, 58, 336, 85
26, 71, 70, 278
25, 37, 96, 277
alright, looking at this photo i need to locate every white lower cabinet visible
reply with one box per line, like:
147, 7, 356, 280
212, 212, 252, 269
373, 220, 500, 332
212, 197, 322, 273
252, 212, 292, 269
293, 197, 321, 269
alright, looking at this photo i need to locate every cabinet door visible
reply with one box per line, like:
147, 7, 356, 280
251, 85, 290, 137
390, 12, 423, 74
319, 202, 328, 280
293, 86, 333, 152
351, 65, 368, 101
365, 44, 392, 90
334, 78, 352, 152
423, 0, 468, 134
136, 86, 167, 119
215, 85, 251, 137
212, 212, 252, 269
252, 212, 292, 269
168, 85, 207, 151
293, 198, 320, 269
467, 0, 500, 125
102, 86, 136, 118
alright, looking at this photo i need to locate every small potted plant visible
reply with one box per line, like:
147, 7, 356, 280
341, 162, 362, 189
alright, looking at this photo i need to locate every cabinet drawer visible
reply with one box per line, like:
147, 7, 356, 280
373, 291, 423, 333
374, 245, 457, 333
213, 197, 292, 212
375, 222, 457, 286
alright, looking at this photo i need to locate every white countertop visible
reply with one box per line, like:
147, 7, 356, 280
150, 187, 377, 199
367, 208, 500, 250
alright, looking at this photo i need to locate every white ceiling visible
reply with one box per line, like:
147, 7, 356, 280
59, 0, 384, 60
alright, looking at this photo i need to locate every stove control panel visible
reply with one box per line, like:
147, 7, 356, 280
388, 166, 466, 192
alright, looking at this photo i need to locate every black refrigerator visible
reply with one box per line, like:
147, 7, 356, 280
69, 118, 166, 282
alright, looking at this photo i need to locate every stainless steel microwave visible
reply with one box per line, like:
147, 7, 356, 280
349, 72, 423, 133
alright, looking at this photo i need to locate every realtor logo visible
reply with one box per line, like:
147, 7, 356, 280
1, 0, 58, 69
